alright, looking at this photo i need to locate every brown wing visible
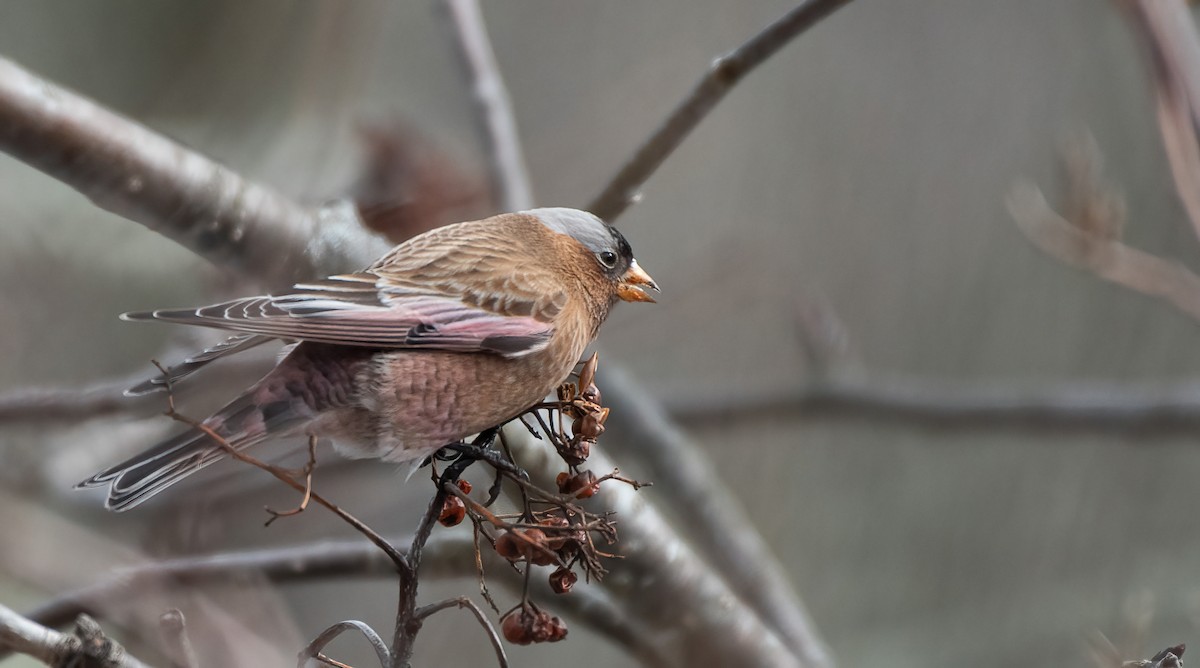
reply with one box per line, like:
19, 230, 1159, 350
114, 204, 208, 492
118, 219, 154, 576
121, 218, 568, 357
368, 217, 569, 322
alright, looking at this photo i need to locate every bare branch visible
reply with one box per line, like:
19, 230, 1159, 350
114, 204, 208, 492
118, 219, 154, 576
0, 604, 153, 668
0, 378, 141, 424
440, 0, 535, 212
0, 56, 388, 284
27, 533, 669, 666
664, 375, 1200, 435
1121, 0, 1200, 241
600, 365, 834, 668
1010, 180, 1200, 320
587, 0, 853, 221
299, 619, 391, 668
414, 597, 509, 668
25, 536, 460, 630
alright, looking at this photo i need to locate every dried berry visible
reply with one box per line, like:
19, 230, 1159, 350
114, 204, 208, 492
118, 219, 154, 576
539, 516, 571, 550
521, 529, 557, 566
549, 567, 577, 594
500, 608, 532, 645
438, 496, 465, 527
494, 531, 520, 560
557, 470, 600, 499
457, 480, 472, 494
572, 412, 605, 439
493, 528, 555, 565
558, 436, 591, 466
580, 383, 602, 405
500, 606, 568, 645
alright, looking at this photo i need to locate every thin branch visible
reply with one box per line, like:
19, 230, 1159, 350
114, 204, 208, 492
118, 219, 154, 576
587, 0, 853, 221
600, 365, 834, 668
414, 597, 508, 668
662, 375, 1200, 436
440, 0, 535, 211
299, 620, 391, 668
25, 536, 462, 630
1009, 180, 1200, 321
1121, 0, 1200, 241
389, 490, 446, 667
0, 604, 153, 668
161, 397, 407, 567
0, 56, 389, 284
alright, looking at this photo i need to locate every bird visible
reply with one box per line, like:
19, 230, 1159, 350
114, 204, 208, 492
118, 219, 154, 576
78, 208, 658, 511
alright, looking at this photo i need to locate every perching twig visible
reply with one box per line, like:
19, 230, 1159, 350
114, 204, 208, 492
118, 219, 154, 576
440, 0, 535, 212
389, 489, 448, 667
587, 0, 853, 221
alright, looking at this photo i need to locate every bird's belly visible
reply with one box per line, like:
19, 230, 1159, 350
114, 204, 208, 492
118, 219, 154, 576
327, 348, 576, 463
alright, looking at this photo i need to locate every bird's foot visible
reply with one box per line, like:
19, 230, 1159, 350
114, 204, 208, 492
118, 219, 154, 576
433, 427, 524, 487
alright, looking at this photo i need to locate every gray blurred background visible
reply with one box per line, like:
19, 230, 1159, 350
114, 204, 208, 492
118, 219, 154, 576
1, 1, 1196, 666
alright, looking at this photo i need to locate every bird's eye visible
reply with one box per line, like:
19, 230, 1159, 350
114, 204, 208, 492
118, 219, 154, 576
598, 250, 618, 268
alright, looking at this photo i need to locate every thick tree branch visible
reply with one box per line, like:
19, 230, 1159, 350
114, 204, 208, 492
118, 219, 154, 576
501, 425, 807, 668
0, 378, 139, 424
0, 604, 153, 668
601, 365, 833, 668
440, 0, 535, 212
26, 533, 670, 666
0, 56, 388, 284
587, 0, 853, 221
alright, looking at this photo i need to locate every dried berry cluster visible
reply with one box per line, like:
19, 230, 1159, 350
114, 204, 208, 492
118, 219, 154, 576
427, 352, 646, 647
499, 603, 568, 645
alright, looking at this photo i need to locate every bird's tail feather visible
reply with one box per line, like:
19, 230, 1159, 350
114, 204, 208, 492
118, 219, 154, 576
77, 390, 305, 511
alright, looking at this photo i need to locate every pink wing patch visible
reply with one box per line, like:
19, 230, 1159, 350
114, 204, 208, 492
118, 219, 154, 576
124, 290, 554, 357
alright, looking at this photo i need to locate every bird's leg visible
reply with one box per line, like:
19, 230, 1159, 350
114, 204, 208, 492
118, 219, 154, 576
434, 427, 512, 487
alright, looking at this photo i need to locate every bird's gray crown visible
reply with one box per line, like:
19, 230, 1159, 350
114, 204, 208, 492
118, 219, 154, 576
526, 207, 633, 273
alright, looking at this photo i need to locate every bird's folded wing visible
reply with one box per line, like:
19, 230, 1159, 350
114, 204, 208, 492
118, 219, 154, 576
123, 272, 558, 357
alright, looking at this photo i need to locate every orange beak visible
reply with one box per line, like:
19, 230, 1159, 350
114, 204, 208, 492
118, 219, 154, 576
616, 259, 660, 303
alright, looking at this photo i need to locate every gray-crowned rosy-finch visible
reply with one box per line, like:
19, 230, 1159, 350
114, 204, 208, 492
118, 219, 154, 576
79, 208, 657, 510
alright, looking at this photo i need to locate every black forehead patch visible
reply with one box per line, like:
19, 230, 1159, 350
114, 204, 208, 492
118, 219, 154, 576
609, 226, 634, 262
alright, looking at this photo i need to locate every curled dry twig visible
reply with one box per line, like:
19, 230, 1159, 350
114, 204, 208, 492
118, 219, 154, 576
298, 619, 391, 668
